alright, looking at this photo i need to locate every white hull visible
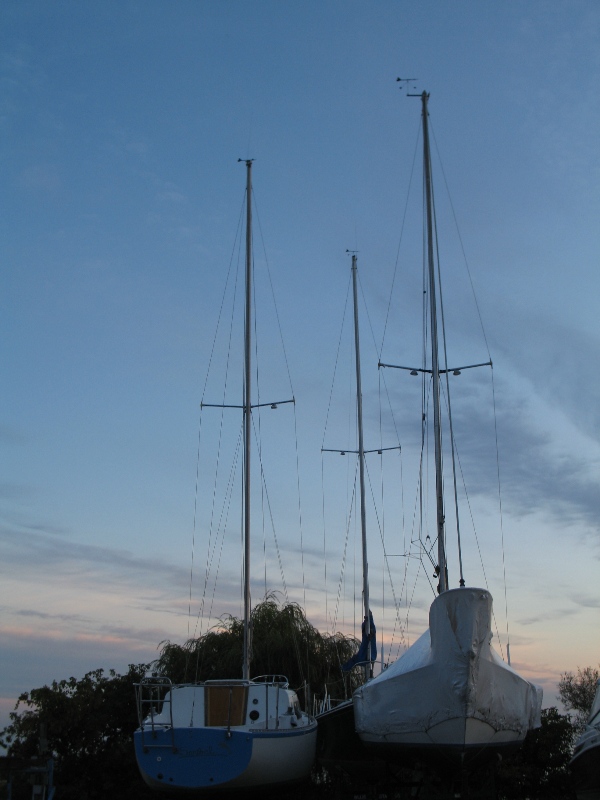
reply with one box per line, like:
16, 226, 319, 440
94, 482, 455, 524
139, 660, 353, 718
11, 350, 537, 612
354, 588, 541, 760
135, 679, 317, 793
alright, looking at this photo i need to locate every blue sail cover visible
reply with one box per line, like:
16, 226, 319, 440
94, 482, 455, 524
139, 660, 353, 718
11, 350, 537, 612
342, 612, 377, 672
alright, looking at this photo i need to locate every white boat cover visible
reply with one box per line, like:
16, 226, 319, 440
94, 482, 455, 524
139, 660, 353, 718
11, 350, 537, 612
354, 588, 542, 752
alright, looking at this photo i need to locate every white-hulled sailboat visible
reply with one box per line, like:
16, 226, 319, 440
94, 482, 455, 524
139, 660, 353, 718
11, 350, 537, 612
353, 90, 542, 764
133, 160, 317, 794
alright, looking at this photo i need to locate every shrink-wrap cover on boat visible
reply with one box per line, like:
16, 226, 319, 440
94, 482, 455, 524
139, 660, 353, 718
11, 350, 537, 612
354, 588, 542, 755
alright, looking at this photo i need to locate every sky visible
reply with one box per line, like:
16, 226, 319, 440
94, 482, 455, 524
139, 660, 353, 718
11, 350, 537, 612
2, 0, 600, 733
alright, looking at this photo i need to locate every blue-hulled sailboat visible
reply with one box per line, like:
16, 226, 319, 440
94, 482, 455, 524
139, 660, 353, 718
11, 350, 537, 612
133, 160, 317, 794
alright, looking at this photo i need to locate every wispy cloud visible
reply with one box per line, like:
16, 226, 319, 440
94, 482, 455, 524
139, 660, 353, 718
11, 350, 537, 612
377, 361, 600, 548
494, 307, 600, 445
570, 592, 600, 609
7, 607, 90, 625
0, 523, 188, 587
517, 607, 579, 627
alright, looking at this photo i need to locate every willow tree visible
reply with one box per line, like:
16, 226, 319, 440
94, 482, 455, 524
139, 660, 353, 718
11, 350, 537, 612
155, 597, 362, 707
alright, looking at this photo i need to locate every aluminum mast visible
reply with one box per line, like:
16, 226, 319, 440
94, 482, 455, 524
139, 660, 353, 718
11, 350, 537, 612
421, 92, 447, 594
242, 158, 253, 678
351, 254, 372, 679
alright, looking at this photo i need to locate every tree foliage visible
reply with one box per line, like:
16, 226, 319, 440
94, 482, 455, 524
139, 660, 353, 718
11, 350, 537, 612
0, 664, 154, 800
496, 706, 577, 799
558, 664, 599, 733
156, 597, 362, 706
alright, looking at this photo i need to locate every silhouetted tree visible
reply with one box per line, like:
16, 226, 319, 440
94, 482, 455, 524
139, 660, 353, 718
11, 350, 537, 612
156, 596, 362, 707
558, 664, 599, 734
0, 664, 154, 800
496, 706, 576, 799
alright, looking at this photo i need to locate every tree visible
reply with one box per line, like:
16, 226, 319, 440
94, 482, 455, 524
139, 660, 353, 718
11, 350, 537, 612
496, 706, 577, 799
0, 664, 155, 800
156, 596, 362, 707
558, 664, 599, 733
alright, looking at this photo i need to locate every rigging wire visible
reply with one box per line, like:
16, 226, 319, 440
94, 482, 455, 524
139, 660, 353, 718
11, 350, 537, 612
357, 270, 409, 660
363, 455, 408, 652
320, 275, 353, 635
250, 194, 308, 620
430, 122, 511, 659
250, 411, 289, 602
187, 177, 310, 681
358, 268, 408, 656
430, 122, 493, 362
380, 117, 421, 359
429, 155, 465, 586
192, 425, 243, 681
188, 191, 246, 644
491, 367, 511, 663
250, 185, 310, 680
331, 459, 360, 635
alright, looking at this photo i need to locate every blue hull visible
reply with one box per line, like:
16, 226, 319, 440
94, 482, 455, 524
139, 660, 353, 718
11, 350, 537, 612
135, 727, 252, 790
134, 725, 316, 793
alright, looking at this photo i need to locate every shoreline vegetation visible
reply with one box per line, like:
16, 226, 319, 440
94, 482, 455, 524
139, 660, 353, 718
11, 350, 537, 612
0, 600, 595, 799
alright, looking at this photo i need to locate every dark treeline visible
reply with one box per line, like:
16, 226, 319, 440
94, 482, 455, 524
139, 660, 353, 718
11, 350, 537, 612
0, 600, 595, 800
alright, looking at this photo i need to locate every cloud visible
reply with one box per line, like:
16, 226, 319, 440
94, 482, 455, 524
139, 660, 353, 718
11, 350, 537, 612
495, 308, 600, 445
491, 394, 600, 529
376, 363, 600, 547
517, 607, 579, 627
0, 524, 188, 588
0, 628, 160, 713
7, 607, 90, 625
569, 592, 600, 609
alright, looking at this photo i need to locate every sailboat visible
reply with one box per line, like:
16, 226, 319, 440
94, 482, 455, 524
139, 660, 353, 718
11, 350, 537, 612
316, 254, 401, 778
570, 678, 600, 800
353, 91, 542, 764
323, 253, 379, 685
316, 254, 379, 766
133, 160, 317, 794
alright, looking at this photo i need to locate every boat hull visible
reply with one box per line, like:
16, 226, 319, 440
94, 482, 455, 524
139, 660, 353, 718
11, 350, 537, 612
316, 700, 375, 766
570, 679, 600, 800
354, 588, 542, 765
134, 679, 317, 794
571, 741, 600, 800
134, 724, 317, 794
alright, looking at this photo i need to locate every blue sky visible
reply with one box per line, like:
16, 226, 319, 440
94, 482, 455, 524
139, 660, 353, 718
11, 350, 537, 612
2, 0, 600, 730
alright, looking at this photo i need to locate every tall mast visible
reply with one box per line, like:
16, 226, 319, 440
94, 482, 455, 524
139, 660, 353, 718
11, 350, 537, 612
421, 92, 448, 594
351, 254, 371, 679
242, 159, 253, 678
